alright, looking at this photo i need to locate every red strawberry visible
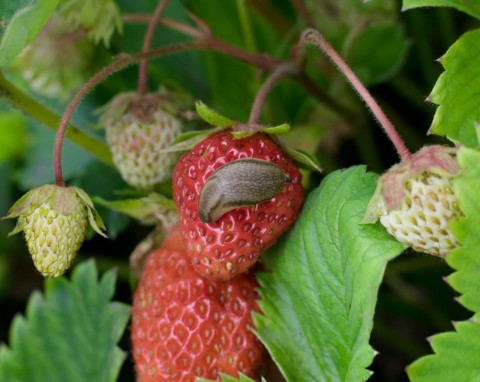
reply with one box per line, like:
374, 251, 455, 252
172, 130, 303, 281
131, 226, 266, 382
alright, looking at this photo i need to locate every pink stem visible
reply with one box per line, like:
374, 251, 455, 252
54, 41, 199, 187
137, 0, 170, 95
302, 28, 412, 161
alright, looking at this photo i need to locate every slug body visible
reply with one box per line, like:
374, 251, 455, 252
198, 158, 290, 223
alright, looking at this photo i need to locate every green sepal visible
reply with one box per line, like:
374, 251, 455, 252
231, 123, 291, 139
261, 123, 291, 135
74, 187, 108, 238
4, 184, 107, 239
277, 142, 322, 173
196, 101, 236, 127
157, 127, 224, 153
93, 193, 177, 224
198, 373, 266, 382
4, 185, 55, 219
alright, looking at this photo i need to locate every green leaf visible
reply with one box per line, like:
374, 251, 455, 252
407, 318, 480, 381
407, 147, 480, 381
0, 260, 131, 382
402, 0, 480, 20
196, 101, 236, 128
0, 0, 59, 67
449, 147, 480, 312
428, 28, 480, 147
254, 167, 404, 382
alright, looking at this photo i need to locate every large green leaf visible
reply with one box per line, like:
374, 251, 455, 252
0, 260, 131, 382
402, 0, 480, 20
407, 147, 480, 381
427, 28, 480, 147
0, 0, 59, 67
254, 167, 404, 382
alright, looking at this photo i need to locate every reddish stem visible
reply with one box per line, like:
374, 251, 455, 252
137, 0, 170, 95
302, 28, 412, 162
122, 13, 346, 115
122, 14, 203, 38
248, 62, 297, 125
54, 41, 200, 187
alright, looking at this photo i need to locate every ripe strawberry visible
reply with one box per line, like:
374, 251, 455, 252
364, 145, 462, 257
172, 130, 303, 281
4, 185, 106, 277
100, 92, 184, 190
131, 226, 266, 382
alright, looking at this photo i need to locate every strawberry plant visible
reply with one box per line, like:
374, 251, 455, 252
1, 1, 479, 381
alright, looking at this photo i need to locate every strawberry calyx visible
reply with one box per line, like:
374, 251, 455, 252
5, 184, 107, 237
163, 101, 322, 172
364, 145, 460, 223
98, 90, 192, 126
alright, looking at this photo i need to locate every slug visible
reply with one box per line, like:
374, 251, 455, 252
198, 158, 290, 223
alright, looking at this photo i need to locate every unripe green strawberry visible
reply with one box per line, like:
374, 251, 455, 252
364, 145, 462, 257
59, 0, 123, 47
5, 185, 107, 277
100, 92, 185, 190
10, 14, 95, 100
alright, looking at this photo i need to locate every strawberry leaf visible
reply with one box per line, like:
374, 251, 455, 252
196, 101, 236, 128
254, 167, 403, 382
402, 0, 480, 19
0, 0, 59, 67
0, 260, 131, 382
427, 28, 480, 147
407, 147, 480, 381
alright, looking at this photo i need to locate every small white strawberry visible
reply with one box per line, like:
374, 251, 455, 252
4, 185, 107, 277
364, 145, 462, 257
99, 92, 186, 190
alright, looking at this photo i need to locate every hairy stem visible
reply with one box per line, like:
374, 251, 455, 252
54, 41, 200, 187
137, 0, 170, 95
302, 28, 412, 162
248, 62, 297, 125
123, 14, 346, 115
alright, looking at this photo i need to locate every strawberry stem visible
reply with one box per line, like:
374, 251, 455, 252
54, 41, 199, 187
248, 62, 297, 125
137, 0, 170, 96
302, 28, 412, 162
